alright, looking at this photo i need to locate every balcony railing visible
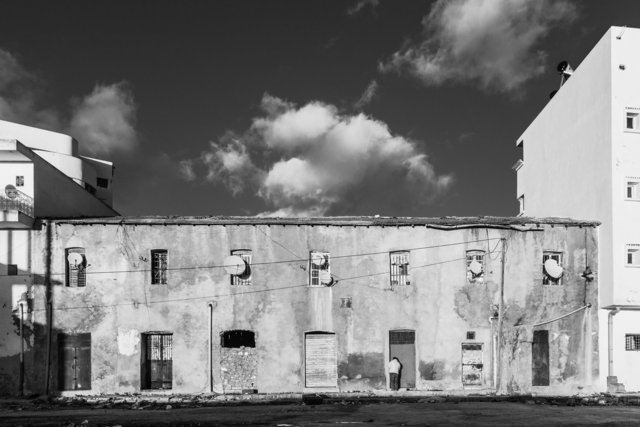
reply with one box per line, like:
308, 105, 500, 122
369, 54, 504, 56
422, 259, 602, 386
0, 188, 34, 217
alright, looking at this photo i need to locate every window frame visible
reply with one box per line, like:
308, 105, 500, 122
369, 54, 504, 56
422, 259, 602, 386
466, 250, 485, 283
151, 249, 168, 285
389, 250, 410, 287
15, 176, 24, 187
626, 334, 640, 351
309, 251, 330, 287
626, 244, 640, 268
65, 247, 87, 287
230, 249, 252, 286
517, 195, 525, 216
625, 177, 640, 201
625, 109, 640, 133
542, 251, 563, 285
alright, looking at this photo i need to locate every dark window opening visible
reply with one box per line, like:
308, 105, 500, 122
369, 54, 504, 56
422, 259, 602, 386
96, 177, 109, 188
141, 333, 173, 390
7, 264, 18, 275
15, 176, 24, 187
532, 330, 550, 386
341, 297, 352, 308
466, 331, 476, 340
389, 330, 415, 345
151, 249, 168, 284
221, 330, 256, 348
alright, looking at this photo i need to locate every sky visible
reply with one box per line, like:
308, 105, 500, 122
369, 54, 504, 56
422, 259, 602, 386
1, 0, 640, 218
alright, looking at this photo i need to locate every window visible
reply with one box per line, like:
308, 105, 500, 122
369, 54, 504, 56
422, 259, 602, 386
15, 176, 24, 187
626, 245, 640, 267
466, 250, 485, 283
221, 330, 256, 348
542, 251, 563, 285
230, 249, 252, 286
151, 249, 168, 284
626, 111, 640, 131
309, 251, 330, 287
7, 264, 18, 275
341, 297, 352, 308
626, 334, 640, 351
390, 251, 410, 286
96, 177, 109, 188
466, 331, 476, 340
65, 247, 86, 287
626, 178, 640, 200
518, 195, 525, 216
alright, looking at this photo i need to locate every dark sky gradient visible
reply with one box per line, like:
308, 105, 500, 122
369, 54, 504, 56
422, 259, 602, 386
2, 1, 640, 217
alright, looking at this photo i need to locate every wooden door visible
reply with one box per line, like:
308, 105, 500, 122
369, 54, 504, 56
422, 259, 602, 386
389, 330, 415, 388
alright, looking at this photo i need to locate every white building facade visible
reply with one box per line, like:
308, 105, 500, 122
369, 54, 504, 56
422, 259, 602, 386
516, 26, 640, 392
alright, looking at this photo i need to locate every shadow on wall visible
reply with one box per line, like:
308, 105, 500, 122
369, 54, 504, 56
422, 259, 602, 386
337, 352, 385, 390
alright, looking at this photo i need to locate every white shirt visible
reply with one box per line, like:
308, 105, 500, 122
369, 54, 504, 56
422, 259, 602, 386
388, 359, 401, 374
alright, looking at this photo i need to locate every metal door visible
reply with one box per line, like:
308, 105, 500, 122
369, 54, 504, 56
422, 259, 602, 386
461, 343, 483, 385
58, 333, 91, 390
389, 330, 415, 388
532, 330, 549, 386
143, 333, 173, 389
305, 332, 337, 387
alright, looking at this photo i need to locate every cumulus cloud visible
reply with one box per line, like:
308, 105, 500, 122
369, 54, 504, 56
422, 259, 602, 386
354, 80, 379, 110
380, 0, 577, 93
0, 47, 138, 156
347, 0, 379, 16
69, 83, 138, 156
182, 94, 453, 217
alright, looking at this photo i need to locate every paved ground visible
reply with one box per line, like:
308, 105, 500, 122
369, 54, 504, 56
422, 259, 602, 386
2, 399, 640, 426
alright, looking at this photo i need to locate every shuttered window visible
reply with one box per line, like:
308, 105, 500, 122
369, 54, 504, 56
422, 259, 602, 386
390, 251, 410, 286
151, 250, 168, 285
304, 332, 337, 387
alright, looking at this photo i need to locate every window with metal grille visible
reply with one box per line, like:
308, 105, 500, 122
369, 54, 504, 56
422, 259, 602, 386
221, 330, 256, 348
389, 330, 415, 344
151, 250, 168, 284
542, 251, 563, 285
309, 251, 330, 287
466, 250, 485, 283
390, 251, 410, 286
230, 249, 252, 286
142, 333, 173, 389
626, 334, 640, 351
65, 247, 86, 287
466, 331, 476, 340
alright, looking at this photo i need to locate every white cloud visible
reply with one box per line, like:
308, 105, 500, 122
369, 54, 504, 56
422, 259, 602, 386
183, 94, 453, 216
380, 0, 577, 93
347, 0, 379, 16
178, 159, 196, 182
69, 83, 138, 156
354, 80, 379, 110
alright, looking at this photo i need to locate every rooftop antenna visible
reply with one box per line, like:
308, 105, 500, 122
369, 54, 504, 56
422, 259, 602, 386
557, 60, 573, 89
616, 26, 627, 40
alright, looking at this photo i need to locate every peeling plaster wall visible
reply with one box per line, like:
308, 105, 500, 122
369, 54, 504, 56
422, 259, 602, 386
3, 221, 599, 396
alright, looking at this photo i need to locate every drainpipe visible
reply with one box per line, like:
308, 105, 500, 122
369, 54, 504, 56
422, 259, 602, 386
18, 295, 25, 397
496, 238, 506, 394
208, 302, 214, 393
608, 307, 621, 378
488, 315, 496, 389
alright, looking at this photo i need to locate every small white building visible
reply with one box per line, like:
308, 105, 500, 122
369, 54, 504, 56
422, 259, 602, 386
0, 120, 118, 395
515, 26, 640, 392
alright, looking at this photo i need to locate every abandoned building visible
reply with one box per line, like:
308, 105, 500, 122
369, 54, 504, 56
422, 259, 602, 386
1, 215, 599, 396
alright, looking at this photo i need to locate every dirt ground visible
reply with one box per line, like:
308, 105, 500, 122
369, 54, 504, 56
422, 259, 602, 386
2, 400, 640, 426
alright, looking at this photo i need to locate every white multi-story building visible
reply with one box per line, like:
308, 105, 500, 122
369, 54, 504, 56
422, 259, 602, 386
515, 26, 640, 392
0, 120, 118, 395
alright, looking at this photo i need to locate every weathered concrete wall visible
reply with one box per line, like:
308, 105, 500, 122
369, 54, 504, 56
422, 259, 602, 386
4, 220, 598, 396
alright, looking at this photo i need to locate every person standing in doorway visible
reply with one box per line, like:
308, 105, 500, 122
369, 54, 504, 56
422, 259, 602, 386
389, 357, 402, 391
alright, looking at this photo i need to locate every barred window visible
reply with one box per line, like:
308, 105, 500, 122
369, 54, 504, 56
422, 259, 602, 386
65, 247, 86, 287
626, 334, 640, 351
230, 249, 252, 286
466, 250, 485, 283
626, 244, 640, 267
309, 251, 330, 287
542, 251, 563, 285
390, 251, 410, 286
151, 250, 168, 285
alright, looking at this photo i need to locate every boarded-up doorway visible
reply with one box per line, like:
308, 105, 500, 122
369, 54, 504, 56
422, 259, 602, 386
461, 343, 483, 385
305, 332, 337, 388
389, 330, 415, 388
58, 333, 91, 391
532, 330, 549, 386
220, 330, 257, 392
142, 333, 173, 390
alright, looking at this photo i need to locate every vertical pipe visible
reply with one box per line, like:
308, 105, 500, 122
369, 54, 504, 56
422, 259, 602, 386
208, 303, 214, 393
608, 307, 620, 378
496, 238, 506, 394
488, 316, 494, 389
44, 221, 53, 395
584, 304, 592, 387
19, 301, 24, 397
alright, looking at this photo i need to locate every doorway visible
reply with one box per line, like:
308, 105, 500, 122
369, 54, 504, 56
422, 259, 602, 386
58, 333, 91, 391
304, 331, 337, 388
532, 330, 550, 386
141, 333, 173, 390
461, 343, 483, 385
389, 330, 415, 388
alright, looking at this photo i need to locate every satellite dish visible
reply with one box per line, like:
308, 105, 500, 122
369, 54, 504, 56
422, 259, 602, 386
468, 260, 483, 275
67, 252, 84, 267
544, 259, 564, 279
5, 185, 18, 199
223, 255, 246, 275
557, 61, 569, 74
311, 253, 326, 266
319, 270, 333, 285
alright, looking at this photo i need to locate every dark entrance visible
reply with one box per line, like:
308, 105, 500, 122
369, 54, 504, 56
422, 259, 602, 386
532, 330, 550, 386
389, 330, 415, 388
58, 333, 91, 390
142, 333, 173, 389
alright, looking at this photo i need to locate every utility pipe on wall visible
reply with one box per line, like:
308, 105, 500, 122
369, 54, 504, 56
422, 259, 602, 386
18, 296, 25, 397
608, 307, 621, 378
496, 238, 506, 394
208, 302, 214, 393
